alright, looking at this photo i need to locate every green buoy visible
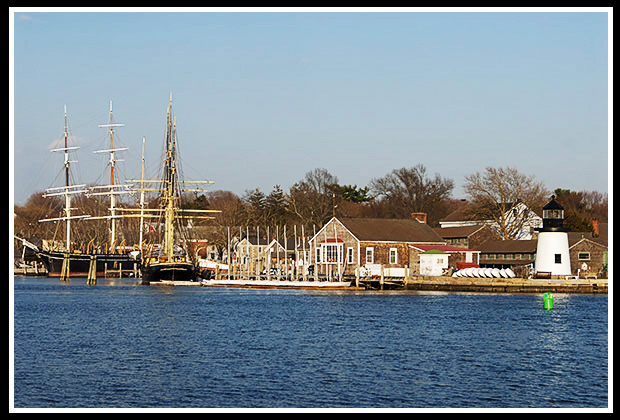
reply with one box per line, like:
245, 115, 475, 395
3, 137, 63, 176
543, 293, 554, 310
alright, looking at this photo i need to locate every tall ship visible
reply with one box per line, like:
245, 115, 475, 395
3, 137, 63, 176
132, 95, 219, 283
24, 103, 140, 278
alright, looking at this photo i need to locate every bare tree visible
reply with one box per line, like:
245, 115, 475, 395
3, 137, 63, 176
287, 168, 339, 229
208, 190, 248, 228
463, 166, 548, 240
369, 164, 454, 225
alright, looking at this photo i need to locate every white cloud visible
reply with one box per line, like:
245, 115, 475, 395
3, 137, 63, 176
47, 135, 86, 150
17, 14, 37, 22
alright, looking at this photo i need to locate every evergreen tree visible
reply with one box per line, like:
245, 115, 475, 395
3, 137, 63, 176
265, 185, 288, 227
243, 188, 267, 226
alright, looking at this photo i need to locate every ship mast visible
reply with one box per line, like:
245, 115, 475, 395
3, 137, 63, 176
90, 101, 130, 251
120, 94, 220, 261
62, 105, 71, 248
39, 105, 90, 251
163, 96, 176, 259
138, 136, 146, 252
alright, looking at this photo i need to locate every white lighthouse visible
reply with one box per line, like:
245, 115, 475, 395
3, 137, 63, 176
535, 196, 571, 276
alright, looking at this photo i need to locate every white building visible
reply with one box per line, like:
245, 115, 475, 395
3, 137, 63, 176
419, 249, 449, 276
439, 201, 542, 240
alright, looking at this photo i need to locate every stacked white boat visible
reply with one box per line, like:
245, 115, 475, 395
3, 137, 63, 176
452, 267, 516, 278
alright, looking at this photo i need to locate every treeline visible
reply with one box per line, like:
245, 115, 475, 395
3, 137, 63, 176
191, 165, 458, 231
14, 164, 608, 246
189, 165, 608, 235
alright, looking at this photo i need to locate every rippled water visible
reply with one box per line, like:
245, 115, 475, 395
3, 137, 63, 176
12, 277, 608, 408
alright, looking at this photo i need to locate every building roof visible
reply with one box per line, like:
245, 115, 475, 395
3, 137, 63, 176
410, 244, 480, 253
433, 225, 487, 238
476, 239, 538, 253
420, 248, 447, 255
242, 235, 272, 246
440, 201, 543, 224
569, 236, 608, 250
543, 196, 564, 210
241, 235, 307, 250
439, 203, 479, 223
337, 217, 445, 243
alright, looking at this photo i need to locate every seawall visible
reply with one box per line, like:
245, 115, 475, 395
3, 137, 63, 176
400, 276, 608, 294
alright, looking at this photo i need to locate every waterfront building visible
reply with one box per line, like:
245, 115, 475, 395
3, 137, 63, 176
476, 239, 537, 277
569, 236, 608, 278
409, 244, 480, 274
308, 216, 445, 278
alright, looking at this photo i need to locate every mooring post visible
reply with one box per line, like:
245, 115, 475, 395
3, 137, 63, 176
87, 255, 97, 285
60, 254, 70, 282
380, 264, 384, 290
404, 265, 410, 288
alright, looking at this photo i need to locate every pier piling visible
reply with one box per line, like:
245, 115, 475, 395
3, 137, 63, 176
87, 255, 97, 285
60, 254, 70, 282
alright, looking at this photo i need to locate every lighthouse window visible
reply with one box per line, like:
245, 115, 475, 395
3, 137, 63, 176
555, 254, 562, 264
544, 209, 563, 219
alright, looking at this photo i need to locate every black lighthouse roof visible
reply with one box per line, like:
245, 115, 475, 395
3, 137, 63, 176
542, 195, 564, 210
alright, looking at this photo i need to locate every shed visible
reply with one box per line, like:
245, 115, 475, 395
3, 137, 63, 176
419, 248, 449, 276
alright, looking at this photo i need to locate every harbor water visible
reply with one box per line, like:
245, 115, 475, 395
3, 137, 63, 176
12, 276, 608, 409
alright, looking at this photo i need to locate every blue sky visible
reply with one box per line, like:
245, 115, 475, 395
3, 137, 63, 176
11, 9, 610, 205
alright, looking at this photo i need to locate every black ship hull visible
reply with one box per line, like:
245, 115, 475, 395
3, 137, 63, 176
37, 250, 139, 277
140, 261, 197, 283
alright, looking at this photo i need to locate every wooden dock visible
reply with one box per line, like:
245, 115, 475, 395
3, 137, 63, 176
140, 271, 607, 293
13, 265, 47, 276
201, 279, 363, 290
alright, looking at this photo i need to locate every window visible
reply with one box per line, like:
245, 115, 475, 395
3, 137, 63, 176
315, 248, 321, 264
544, 209, 563, 219
389, 248, 398, 264
578, 252, 591, 261
347, 247, 354, 264
321, 243, 342, 264
555, 254, 562, 264
366, 247, 374, 264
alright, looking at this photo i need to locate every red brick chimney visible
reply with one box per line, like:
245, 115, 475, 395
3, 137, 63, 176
592, 218, 599, 237
411, 212, 427, 224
